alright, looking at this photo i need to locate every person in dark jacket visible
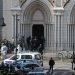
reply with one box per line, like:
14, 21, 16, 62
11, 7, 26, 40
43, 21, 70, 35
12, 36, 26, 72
26, 36, 31, 49
49, 57, 55, 74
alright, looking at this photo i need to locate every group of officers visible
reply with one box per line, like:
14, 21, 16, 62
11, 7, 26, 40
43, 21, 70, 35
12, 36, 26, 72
0, 35, 45, 60
1, 37, 75, 74
26, 36, 45, 54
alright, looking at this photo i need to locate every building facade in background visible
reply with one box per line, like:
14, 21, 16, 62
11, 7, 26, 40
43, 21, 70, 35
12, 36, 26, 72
1, 0, 75, 52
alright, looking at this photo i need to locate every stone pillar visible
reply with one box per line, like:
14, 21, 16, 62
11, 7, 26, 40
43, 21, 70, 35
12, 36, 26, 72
46, 24, 49, 48
54, 14, 57, 50
58, 15, 61, 49
72, 24, 74, 48
44, 25, 47, 48
60, 15, 63, 50
54, 7, 64, 51
67, 24, 69, 49
49, 24, 51, 48
58, 15, 62, 50
23, 24, 25, 36
12, 14, 19, 44
12, 15, 16, 40
20, 23, 22, 36
11, 6, 21, 46
69, 24, 71, 48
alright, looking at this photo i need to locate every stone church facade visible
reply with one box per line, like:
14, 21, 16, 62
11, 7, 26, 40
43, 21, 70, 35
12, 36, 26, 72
1, 0, 75, 52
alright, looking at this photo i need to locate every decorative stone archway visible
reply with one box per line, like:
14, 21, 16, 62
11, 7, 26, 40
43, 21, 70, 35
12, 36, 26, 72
20, 1, 53, 50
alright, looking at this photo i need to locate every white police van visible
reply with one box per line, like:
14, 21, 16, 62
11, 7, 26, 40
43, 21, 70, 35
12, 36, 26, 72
4, 51, 43, 66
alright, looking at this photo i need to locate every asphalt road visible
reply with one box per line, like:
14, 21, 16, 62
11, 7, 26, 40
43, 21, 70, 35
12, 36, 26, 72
0, 53, 74, 75
52, 69, 73, 75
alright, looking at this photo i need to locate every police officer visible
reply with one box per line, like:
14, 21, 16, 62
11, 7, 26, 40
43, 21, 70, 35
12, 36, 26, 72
17, 44, 22, 53
49, 57, 55, 74
1, 43, 8, 60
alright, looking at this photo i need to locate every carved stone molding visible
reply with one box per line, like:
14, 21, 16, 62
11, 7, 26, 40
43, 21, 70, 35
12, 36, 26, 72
19, 0, 27, 7
48, 0, 55, 6
48, 0, 70, 7
63, 0, 70, 7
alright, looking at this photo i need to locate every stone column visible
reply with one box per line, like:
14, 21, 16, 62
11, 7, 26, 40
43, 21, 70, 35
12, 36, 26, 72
24, 24, 26, 40
72, 24, 74, 49
20, 23, 22, 36
49, 24, 51, 48
12, 15, 16, 40
23, 24, 25, 36
67, 24, 69, 49
46, 24, 49, 48
12, 14, 19, 44
54, 15, 57, 50
58, 15, 61, 49
60, 16, 64, 50
54, 7, 64, 51
11, 6, 21, 46
69, 24, 71, 48
44, 25, 47, 48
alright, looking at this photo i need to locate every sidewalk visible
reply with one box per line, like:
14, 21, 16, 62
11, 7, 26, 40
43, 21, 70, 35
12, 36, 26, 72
43, 58, 72, 71
0, 53, 73, 71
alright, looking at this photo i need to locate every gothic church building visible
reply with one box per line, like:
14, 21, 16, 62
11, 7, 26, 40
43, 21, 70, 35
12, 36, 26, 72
1, 0, 75, 52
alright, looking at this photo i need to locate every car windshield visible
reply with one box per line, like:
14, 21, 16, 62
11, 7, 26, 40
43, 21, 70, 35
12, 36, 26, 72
21, 55, 32, 59
10, 55, 16, 60
9, 55, 20, 60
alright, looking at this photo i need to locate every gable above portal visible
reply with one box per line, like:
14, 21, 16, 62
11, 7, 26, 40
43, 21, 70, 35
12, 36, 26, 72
19, 0, 70, 7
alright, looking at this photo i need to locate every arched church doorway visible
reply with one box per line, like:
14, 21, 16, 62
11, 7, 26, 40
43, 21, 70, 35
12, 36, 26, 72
32, 24, 44, 39
22, 1, 51, 50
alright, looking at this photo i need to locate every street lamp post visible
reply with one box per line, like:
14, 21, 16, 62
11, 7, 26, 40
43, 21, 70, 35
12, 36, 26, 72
0, 17, 6, 26
0, 17, 6, 40
15, 14, 18, 63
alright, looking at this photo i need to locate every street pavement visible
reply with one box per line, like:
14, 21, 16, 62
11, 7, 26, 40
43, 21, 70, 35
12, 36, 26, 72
0, 53, 74, 75
43, 59, 72, 70
43, 57, 74, 75
0, 53, 73, 70
51, 69, 73, 75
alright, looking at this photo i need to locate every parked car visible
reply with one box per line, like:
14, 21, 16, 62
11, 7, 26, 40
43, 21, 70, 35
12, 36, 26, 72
3, 55, 16, 65
27, 72, 47, 75
14, 60, 41, 75
16, 60, 40, 70
27, 67, 47, 75
3, 51, 43, 66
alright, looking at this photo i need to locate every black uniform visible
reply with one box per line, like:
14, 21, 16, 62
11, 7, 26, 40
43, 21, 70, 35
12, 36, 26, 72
49, 57, 55, 73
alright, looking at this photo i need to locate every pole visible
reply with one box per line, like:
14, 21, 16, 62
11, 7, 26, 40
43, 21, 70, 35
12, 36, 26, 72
15, 14, 18, 63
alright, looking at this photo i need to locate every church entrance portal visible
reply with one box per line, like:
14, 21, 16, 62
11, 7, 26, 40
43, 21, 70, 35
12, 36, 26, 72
32, 24, 44, 39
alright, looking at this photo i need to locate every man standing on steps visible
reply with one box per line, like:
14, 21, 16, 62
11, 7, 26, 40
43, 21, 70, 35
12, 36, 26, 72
49, 57, 55, 74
